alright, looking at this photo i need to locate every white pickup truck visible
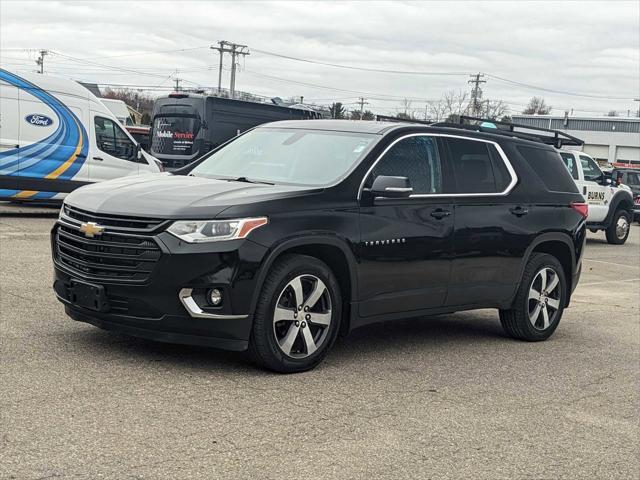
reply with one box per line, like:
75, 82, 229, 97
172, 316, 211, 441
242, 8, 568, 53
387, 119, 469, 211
559, 150, 635, 244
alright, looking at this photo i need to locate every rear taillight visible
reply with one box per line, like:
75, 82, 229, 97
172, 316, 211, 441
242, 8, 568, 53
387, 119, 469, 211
570, 202, 589, 218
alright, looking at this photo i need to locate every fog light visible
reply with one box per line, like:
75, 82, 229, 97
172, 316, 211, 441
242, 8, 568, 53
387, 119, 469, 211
208, 288, 223, 306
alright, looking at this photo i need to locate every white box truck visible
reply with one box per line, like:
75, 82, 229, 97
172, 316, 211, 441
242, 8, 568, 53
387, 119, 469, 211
0, 69, 161, 201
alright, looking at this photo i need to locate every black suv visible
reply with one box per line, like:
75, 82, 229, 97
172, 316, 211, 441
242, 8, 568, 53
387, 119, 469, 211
52, 119, 587, 372
611, 167, 640, 222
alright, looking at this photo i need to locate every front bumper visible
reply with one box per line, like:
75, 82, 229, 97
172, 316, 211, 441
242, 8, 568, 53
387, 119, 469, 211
52, 223, 268, 351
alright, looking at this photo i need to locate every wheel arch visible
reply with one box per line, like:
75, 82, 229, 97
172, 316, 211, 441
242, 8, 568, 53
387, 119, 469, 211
604, 190, 635, 226
249, 236, 358, 335
517, 233, 576, 307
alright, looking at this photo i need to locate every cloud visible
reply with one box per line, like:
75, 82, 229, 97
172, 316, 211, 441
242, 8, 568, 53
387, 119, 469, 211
1, 0, 638, 116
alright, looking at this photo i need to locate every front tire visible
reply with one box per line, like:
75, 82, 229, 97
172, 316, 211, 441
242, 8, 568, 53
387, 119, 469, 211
500, 253, 566, 341
605, 210, 631, 244
248, 254, 342, 373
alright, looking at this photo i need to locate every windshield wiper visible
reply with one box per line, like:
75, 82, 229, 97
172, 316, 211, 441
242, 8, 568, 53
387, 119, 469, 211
227, 176, 274, 185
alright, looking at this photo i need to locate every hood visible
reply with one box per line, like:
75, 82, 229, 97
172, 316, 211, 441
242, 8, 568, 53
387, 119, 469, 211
65, 173, 319, 218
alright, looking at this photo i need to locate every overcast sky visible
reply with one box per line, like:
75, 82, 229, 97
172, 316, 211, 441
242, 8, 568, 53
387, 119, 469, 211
1, 0, 639, 117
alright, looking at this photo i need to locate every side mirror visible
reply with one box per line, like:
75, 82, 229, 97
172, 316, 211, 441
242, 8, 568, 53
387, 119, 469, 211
136, 143, 142, 160
368, 175, 413, 198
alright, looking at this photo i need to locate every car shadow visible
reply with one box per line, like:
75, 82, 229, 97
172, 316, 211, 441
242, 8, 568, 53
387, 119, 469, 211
69, 311, 505, 375
585, 237, 611, 245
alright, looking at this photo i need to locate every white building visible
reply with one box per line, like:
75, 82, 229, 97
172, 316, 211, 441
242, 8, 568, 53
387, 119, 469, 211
512, 115, 640, 166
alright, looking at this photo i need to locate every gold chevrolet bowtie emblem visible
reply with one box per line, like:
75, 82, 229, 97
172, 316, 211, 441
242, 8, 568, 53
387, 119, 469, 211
79, 222, 104, 238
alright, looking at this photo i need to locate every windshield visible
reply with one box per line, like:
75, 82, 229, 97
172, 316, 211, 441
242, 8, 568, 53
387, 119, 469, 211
190, 128, 377, 186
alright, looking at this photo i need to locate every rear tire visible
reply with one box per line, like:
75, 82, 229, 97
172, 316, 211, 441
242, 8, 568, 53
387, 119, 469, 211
605, 209, 630, 245
500, 253, 566, 341
248, 254, 342, 373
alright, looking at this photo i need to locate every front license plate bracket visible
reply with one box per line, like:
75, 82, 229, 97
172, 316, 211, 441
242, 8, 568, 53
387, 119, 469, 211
69, 280, 109, 312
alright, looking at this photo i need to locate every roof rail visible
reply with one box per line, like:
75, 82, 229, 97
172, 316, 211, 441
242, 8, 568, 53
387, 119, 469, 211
432, 115, 584, 148
375, 115, 433, 126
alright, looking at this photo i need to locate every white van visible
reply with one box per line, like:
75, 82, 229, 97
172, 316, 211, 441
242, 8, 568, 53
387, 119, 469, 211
0, 68, 161, 201
100, 98, 134, 126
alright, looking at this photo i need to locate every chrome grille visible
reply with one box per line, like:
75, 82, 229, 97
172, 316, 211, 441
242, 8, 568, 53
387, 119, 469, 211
63, 205, 167, 233
54, 210, 163, 283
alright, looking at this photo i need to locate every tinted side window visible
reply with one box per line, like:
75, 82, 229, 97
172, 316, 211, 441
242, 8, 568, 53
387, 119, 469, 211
95, 116, 136, 162
447, 138, 510, 193
559, 152, 580, 179
580, 155, 602, 182
487, 144, 512, 191
369, 136, 442, 194
517, 146, 579, 193
626, 172, 640, 187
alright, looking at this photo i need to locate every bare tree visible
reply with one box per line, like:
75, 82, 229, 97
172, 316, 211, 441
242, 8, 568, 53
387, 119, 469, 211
103, 88, 154, 117
426, 99, 449, 122
443, 90, 470, 118
484, 100, 508, 120
523, 97, 552, 115
401, 98, 413, 116
394, 98, 422, 120
423, 90, 469, 122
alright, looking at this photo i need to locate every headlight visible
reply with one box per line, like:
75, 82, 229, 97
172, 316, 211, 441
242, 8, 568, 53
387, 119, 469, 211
167, 217, 268, 243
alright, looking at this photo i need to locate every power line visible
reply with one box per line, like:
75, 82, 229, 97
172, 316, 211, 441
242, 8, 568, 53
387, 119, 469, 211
484, 73, 636, 101
251, 48, 470, 76
252, 47, 637, 101
68, 45, 210, 61
241, 69, 440, 102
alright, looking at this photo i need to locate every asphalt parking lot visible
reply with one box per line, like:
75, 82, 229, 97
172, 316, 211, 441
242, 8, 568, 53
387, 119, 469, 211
1, 204, 638, 480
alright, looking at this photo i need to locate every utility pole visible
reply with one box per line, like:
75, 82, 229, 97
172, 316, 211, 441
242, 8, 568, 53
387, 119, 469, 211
468, 73, 486, 116
357, 97, 369, 119
210, 41, 233, 95
35, 49, 48, 74
210, 41, 249, 98
228, 42, 249, 99
174, 76, 181, 91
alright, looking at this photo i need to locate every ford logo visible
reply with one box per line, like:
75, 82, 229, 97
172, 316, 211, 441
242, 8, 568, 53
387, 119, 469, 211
25, 114, 54, 127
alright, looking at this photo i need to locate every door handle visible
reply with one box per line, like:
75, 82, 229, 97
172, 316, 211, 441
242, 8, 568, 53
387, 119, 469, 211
93, 156, 104, 162
430, 209, 451, 220
509, 206, 529, 217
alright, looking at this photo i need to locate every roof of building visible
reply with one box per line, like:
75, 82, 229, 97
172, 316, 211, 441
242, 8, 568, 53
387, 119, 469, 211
514, 114, 640, 123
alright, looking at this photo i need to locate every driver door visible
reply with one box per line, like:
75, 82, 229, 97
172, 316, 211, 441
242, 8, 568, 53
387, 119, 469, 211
89, 114, 139, 181
357, 135, 455, 318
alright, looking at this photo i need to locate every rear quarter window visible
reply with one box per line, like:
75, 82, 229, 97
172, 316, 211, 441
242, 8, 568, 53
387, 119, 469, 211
517, 146, 580, 193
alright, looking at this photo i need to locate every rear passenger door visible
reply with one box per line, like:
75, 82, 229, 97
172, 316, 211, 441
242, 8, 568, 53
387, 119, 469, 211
444, 137, 526, 307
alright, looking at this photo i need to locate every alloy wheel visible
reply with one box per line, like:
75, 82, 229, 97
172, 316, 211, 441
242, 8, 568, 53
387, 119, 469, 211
616, 215, 629, 239
527, 267, 562, 330
273, 274, 332, 358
